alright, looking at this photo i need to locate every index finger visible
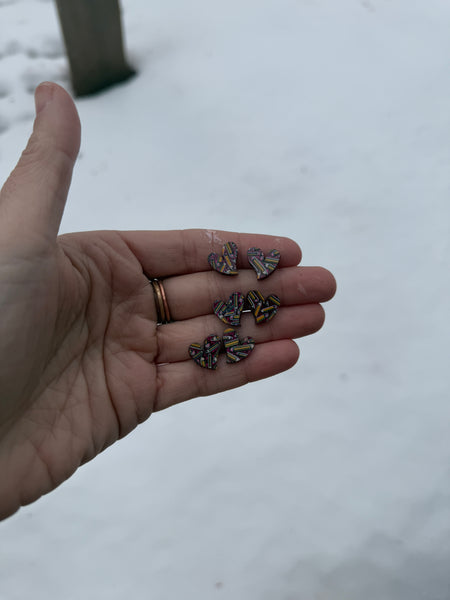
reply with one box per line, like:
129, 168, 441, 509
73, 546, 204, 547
119, 229, 302, 278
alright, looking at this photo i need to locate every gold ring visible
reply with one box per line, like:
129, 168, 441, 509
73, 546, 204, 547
149, 278, 172, 324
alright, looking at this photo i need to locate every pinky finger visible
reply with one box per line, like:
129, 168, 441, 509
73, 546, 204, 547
154, 339, 299, 411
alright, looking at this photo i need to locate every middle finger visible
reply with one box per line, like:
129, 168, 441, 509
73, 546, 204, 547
162, 266, 333, 321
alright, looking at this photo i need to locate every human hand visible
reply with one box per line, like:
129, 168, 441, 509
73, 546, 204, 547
0, 83, 336, 519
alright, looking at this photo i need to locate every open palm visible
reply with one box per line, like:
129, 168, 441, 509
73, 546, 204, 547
0, 84, 335, 519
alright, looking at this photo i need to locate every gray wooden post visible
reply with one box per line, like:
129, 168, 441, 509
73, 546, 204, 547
55, 0, 135, 96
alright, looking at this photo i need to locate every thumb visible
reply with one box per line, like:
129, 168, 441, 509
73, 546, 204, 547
0, 82, 81, 244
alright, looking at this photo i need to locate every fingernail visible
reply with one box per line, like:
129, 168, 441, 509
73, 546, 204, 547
35, 82, 54, 114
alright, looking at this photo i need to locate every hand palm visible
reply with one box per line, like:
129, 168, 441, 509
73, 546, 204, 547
0, 84, 335, 519
0, 231, 157, 509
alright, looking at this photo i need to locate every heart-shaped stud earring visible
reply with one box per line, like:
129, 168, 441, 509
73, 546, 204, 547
247, 247, 280, 280
213, 292, 245, 326
189, 334, 221, 369
247, 290, 281, 324
208, 241, 239, 276
223, 328, 255, 363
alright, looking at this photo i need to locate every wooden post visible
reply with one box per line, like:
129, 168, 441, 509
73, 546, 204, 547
55, 0, 135, 96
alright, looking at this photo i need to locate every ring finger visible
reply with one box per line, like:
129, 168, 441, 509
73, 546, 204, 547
155, 303, 325, 364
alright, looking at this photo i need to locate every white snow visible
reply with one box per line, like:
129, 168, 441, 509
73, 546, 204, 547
0, 0, 449, 598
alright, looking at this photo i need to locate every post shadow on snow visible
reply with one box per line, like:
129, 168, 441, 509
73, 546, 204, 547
55, 0, 136, 97
263, 533, 450, 600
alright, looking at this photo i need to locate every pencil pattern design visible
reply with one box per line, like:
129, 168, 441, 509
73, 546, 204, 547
223, 328, 255, 363
248, 248, 280, 279
214, 292, 245, 326
189, 335, 221, 369
247, 290, 280, 324
208, 241, 239, 275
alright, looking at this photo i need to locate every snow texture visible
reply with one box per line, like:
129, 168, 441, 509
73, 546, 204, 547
0, 0, 450, 598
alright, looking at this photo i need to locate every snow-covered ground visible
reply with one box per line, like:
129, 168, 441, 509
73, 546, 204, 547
1, 0, 449, 598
